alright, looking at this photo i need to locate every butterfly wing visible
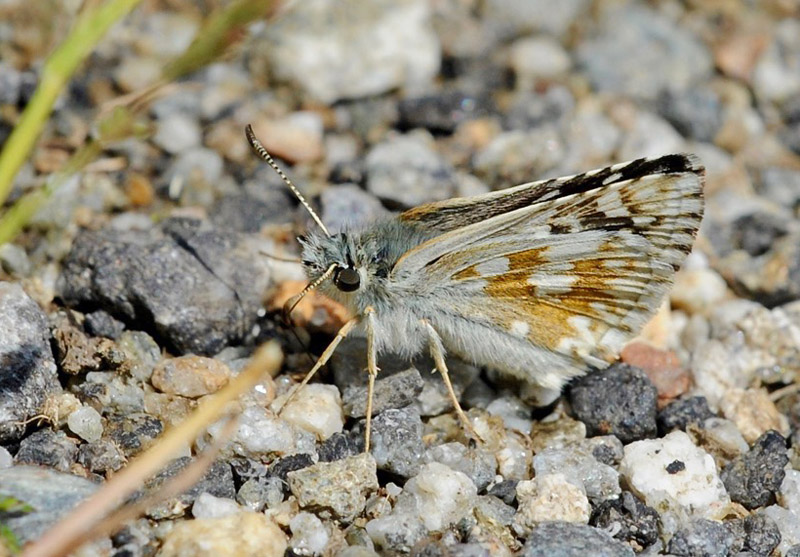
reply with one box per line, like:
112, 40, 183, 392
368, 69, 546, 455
391, 154, 704, 389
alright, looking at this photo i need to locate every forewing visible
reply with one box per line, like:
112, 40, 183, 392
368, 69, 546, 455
392, 154, 704, 384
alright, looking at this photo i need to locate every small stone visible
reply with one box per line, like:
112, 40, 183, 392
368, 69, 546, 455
236, 477, 283, 512
15, 430, 78, 472
105, 413, 163, 457
570, 363, 658, 443
343, 368, 424, 418
514, 474, 591, 536
493, 430, 531, 481
590, 491, 659, 552
153, 113, 201, 154
158, 513, 287, 557
0, 447, 12, 468
287, 454, 378, 521
143, 458, 235, 519
77, 439, 126, 474
0, 282, 60, 442
582, 436, 624, 467
365, 132, 458, 207
423, 442, 497, 491
249, 112, 324, 164
482, 0, 589, 38
763, 505, 800, 555
620, 431, 731, 526
726, 513, 782, 555
51, 317, 122, 376
0, 243, 32, 277
509, 36, 571, 87
84, 310, 125, 339
658, 396, 715, 434
290, 512, 330, 555
267, 453, 314, 485
318, 431, 363, 462
213, 406, 316, 459
151, 356, 232, 398
719, 388, 790, 444
533, 444, 620, 503
210, 191, 294, 234
365, 406, 425, 477
272, 383, 344, 442
666, 518, 734, 557
780, 468, 800, 515
671, 267, 730, 315
619, 341, 689, 402
528, 415, 586, 454
191, 493, 242, 519
753, 19, 800, 103
721, 430, 788, 509
398, 91, 491, 134
117, 331, 161, 382
520, 522, 635, 557
617, 110, 684, 161
320, 185, 388, 234
686, 417, 750, 467
66, 405, 103, 442
487, 479, 518, 506
472, 127, 564, 189
164, 147, 224, 191
657, 88, 723, 142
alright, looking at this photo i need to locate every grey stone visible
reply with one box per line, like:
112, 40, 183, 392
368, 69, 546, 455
0, 61, 22, 105
533, 444, 620, 502
590, 492, 660, 551
482, 0, 590, 38
142, 458, 234, 519
58, 218, 268, 355
503, 88, 575, 131
0, 282, 60, 442
236, 476, 284, 512
424, 442, 497, 491
667, 518, 735, 557
757, 167, 800, 209
209, 191, 294, 233
105, 413, 163, 457
14, 429, 79, 472
117, 331, 161, 382
722, 430, 788, 509
657, 88, 723, 142
317, 431, 364, 462
287, 454, 378, 521
398, 91, 493, 134
84, 310, 125, 340
521, 522, 635, 557
363, 406, 425, 477
0, 465, 98, 545
726, 513, 782, 555
320, 184, 389, 234
570, 364, 658, 444
658, 396, 716, 434
77, 439, 126, 474
260, 0, 440, 104
576, 5, 712, 101
343, 368, 425, 418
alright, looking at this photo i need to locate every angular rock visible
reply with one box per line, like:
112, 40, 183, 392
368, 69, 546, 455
721, 430, 788, 509
520, 522, 635, 557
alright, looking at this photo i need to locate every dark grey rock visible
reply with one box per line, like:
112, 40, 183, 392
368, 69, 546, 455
267, 453, 315, 486
590, 491, 660, 551
58, 218, 268, 355
667, 518, 735, 557
0, 282, 60, 442
398, 91, 492, 134
721, 430, 788, 509
0, 62, 23, 105
486, 479, 517, 505
105, 413, 163, 457
77, 439, 126, 474
142, 458, 234, 518
658, 88, 723, 142
730, 212, 790, 257
228, 456, 268, 485
328, 160, 365, 186
343, 368, 425, 418
658, 396, 716, 434
756, 167, 800, 210
330, 337, 411, 389
576, 5, 712, 101
0, 465, 98, 545
521, 522, 635, 557
84, 310, 126, 339
318, 431, 363, 462
726, 513, 782, 555
569, 364, 658, 443
359, 406, 425, 477
14, 429, 79, 472
503, 88, 575, 131
209, 191, 294, 233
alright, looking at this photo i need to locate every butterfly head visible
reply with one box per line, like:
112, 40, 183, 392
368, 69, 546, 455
299, 231, 370, 295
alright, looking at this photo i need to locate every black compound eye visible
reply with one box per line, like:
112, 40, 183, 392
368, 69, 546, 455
334, 267, 360, 292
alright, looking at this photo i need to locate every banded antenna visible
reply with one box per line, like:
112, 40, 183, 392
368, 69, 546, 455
245, 124, 331, 238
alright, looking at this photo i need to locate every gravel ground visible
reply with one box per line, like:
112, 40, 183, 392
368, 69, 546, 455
1, 0, 800, 555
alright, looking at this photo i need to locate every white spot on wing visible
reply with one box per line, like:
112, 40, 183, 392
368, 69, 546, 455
510, 320, 530, 337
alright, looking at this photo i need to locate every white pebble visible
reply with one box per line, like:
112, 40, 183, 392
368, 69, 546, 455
209, 406, 316, 458
290, 512, 330, 555
510, 36, 572, 86
153, 113, 201, 154
514, 473, 590, 536
620, 431, 730, 530
66, 406, 103, 442
191, 493, 242, 519
763, 505, 800, 555
0, 447, 12, 468
272, 384, 344, 441
778, 468, 800, 516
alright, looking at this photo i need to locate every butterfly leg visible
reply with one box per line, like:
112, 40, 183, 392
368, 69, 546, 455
364, 306, 379, 452
421, 320, 480, 443
276, 316, 359, 414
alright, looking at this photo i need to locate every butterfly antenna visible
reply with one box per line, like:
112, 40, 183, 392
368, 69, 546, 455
282, 263, 337, 324
245, 124, 331, 238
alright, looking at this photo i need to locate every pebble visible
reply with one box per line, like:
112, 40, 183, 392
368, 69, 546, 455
398, 91, 491, 134
191, 493, 242, 519
619, 341, 689, 402
365, 131, 458, 206
616, 110, 684, 161
657, 396, 716, 434
143, 458, 235, 519
620, 431, 731, 528
0, 282, 60, 442
0, 465, 98, 545
727, 513, 782, 555
576, 5, 712, 102
569, 364, 658, 443
504, 87, 575, 131
151, 355, 232, 398
532, 444, 620, 503
158, 513, 287, 557
513, 474, 591, 536
14, 429, 78, 472
686, 417, 749, 467
117, 331, 161, 382
423, 442, 497, 492
719, 388, 790, 444
342, 367, 424, 418
482, 0, 589, 38
670, 267, 729, 315
366, 462, 477, 551
289, 512, 330, 555
0, 447, 12, 468
666, 518, 734, 557
0, 242, 32, 277
528, 414, 586, 454
472, 127, 564, 189
153, 112, 201, 154
721, 430, 788, 509
105, 412, 163, 457
272, 383, 344, 442
509, 36, 571, 87
163, 147, 224, 193
753, 19, 800, 103
764, 504, 800, 555
84, 310, 126, 340
77, 439, 126, 474
287, 454, 379, 521
780, 468, 800, 515
590, 491, 659, 552
520, 522, 634, 557
493, 431, 532, 481
364, 406, 425, 477
66, 405, 104, 442
213, 406, 316, 459
318, 431, 363, 462
657, 87, 723, 143
320, 185, 389, 234
261, 0, 440, 104
59, 220, 267, 356
249, 112, 324, 164
237, 476, 284, 512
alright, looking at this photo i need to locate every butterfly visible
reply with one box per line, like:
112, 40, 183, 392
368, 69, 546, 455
245, 125, 705, 449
